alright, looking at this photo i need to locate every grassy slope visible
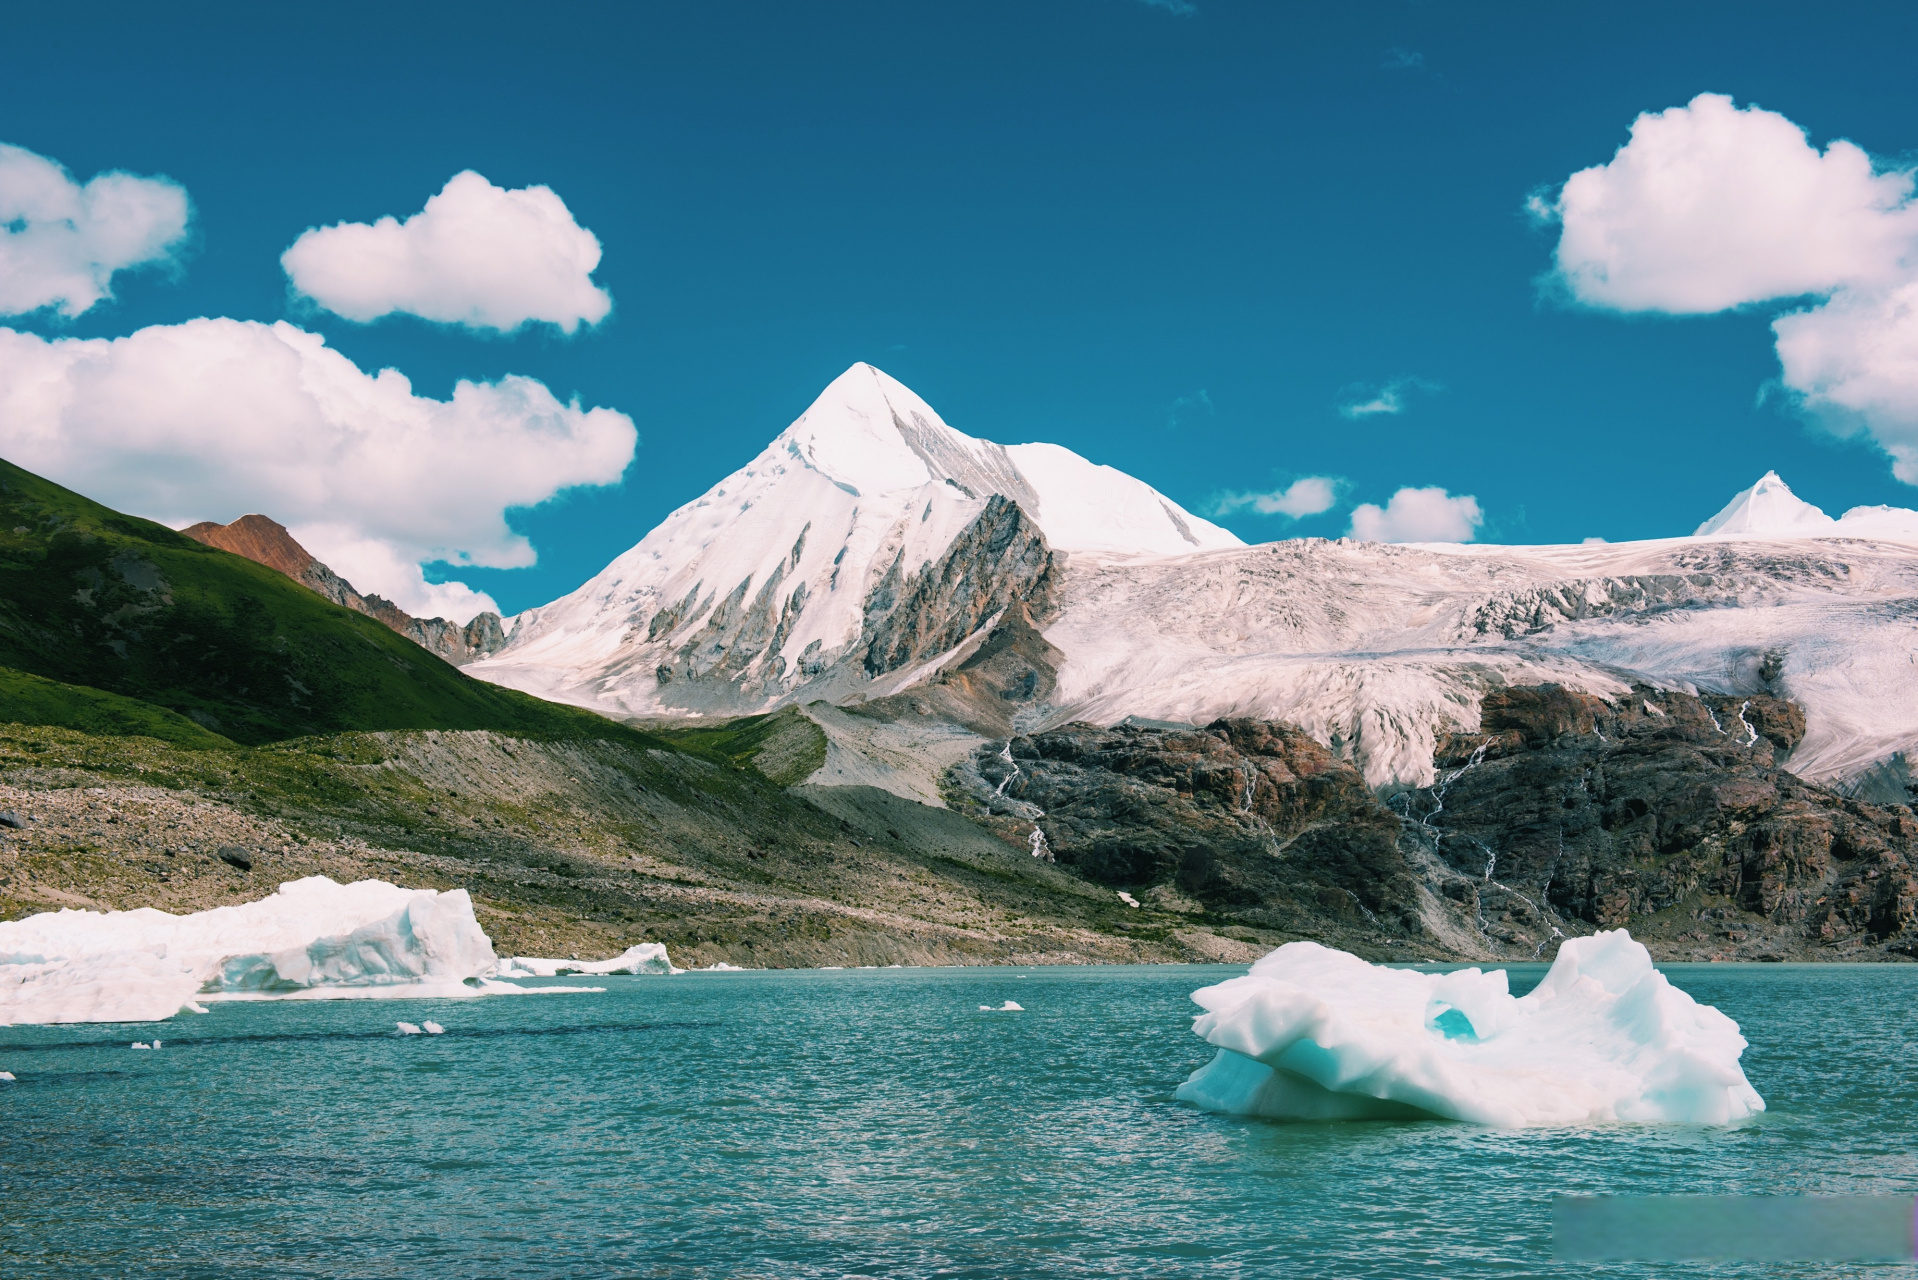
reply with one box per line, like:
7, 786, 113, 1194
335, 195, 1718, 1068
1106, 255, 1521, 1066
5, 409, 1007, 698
653, 707, 830, 786
0, 457, 632, 746
0, 723, 1235, 966
0, 666, 235, 750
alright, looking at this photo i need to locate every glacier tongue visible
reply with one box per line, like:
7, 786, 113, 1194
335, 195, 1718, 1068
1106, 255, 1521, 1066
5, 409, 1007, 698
0, 877, 502, 1025
1175, 931, 1765, 1126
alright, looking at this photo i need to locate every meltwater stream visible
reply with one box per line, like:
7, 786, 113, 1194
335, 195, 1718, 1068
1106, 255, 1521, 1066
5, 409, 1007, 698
4, 964, 1918, 1278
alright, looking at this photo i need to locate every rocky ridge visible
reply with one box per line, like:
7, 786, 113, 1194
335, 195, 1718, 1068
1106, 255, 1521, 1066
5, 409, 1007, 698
182, 514, 507, 665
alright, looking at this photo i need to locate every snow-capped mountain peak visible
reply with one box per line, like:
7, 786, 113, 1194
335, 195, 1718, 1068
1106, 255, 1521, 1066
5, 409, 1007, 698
1694, 470, 1838, 537
469, 363, 1238, 718
780, 363, 1035, 503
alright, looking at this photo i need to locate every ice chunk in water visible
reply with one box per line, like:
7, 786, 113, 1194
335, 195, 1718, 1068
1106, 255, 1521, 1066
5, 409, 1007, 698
0, 877, 500, 1026
495, 943, 678, 977
422, 1021, 444, 1035
1174, 931, 1764, 1127
395, 1022, 422, 1036
979, 1000, 1024, 1011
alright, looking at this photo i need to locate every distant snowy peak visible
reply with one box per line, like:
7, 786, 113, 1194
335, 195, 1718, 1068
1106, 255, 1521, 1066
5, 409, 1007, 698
1694, 470, 1918, 543
780, 363, 1239, 555
1693, 471, 1836, 537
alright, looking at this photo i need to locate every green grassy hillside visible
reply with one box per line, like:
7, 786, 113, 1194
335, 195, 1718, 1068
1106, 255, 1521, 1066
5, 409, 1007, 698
0, 457, 630, 746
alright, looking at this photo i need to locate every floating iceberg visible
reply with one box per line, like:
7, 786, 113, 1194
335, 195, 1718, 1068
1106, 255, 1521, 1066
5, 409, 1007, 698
1175, 931, 1764, 1127
494, 943, 678, 977
0, 877, 503, 1026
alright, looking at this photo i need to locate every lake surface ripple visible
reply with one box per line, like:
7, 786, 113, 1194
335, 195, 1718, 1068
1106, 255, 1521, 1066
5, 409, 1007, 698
3, 963, 1913, 1278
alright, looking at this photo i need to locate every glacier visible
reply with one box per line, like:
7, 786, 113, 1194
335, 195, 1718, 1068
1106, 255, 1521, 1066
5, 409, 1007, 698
1174, 932, 1764, 1127
0, 877, 508, 1025
465, 363, 1918, 797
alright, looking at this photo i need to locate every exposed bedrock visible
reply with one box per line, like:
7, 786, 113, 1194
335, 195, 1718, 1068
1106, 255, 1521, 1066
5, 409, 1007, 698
1413, 683, 1918, 960
948, 684, 1918, 961
858, 493, 1056, 677
949, 718, 1431, 951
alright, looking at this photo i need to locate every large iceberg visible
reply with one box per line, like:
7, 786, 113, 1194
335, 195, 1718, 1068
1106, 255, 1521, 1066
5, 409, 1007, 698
495, 943, 679, 977
0, 877, 503, 1025
1174, 931, 1764, 1127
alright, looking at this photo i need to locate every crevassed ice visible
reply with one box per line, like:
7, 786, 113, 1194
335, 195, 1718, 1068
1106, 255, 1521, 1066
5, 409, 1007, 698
0, 876, 501, 1026
1174, 931, 1764, 1127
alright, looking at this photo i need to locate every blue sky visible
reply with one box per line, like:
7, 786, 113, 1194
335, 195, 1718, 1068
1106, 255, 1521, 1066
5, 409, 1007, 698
5, 0, 1918, 614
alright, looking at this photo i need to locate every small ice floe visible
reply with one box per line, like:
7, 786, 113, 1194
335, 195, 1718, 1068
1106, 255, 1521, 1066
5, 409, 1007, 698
1175, 930, 1765, 1126
1118, 891, 1141, 908
494, 942, 679, 978
152, 1039, 161, 1049
421, 1021, 444, 1035
130, 1041, 152, 1050
705, 963, 743, 972
979, 1000, 1025, 1012
0, 1071, 14, 1082
395, 1021, 423, 1036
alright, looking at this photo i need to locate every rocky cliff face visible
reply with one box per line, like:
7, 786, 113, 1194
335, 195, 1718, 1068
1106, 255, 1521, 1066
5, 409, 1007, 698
181, 515, 507, 666
949, 717, 1434, 954
948, 685, 1918, 962
1412, 683, 1918, 960
652, 493, 1059, 714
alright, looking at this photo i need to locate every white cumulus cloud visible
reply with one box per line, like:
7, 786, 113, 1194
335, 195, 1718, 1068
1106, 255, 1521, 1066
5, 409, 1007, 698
1535, 93, 1918, 313
1348, 486, 1483, 543
0, 142, 191, 318
0, 318, 636, 621
282, 171, 613, 334
1211, 476, 1340, 518
1772, 277, 1918, 482
1537, 93, 1918, 485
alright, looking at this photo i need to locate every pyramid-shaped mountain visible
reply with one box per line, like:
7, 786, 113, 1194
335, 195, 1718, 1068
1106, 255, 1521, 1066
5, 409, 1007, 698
472, 363, 1238, 718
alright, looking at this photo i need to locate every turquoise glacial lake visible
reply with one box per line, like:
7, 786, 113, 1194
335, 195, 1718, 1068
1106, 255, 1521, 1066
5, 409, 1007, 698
3, 963, 1916, 1278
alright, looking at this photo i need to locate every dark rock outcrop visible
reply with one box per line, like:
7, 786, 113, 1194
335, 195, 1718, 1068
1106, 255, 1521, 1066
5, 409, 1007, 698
855, 602, 1062, 738
1408, 683, 1918, 960
949, 718, 1430, 949
947, 685, 1918, 962
860, 494, 1055, 677
181, 515, 506, 666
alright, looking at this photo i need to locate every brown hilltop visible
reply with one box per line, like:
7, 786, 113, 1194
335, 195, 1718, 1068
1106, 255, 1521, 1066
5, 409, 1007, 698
180, 514, 507, 666
181, 513, 320, 580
